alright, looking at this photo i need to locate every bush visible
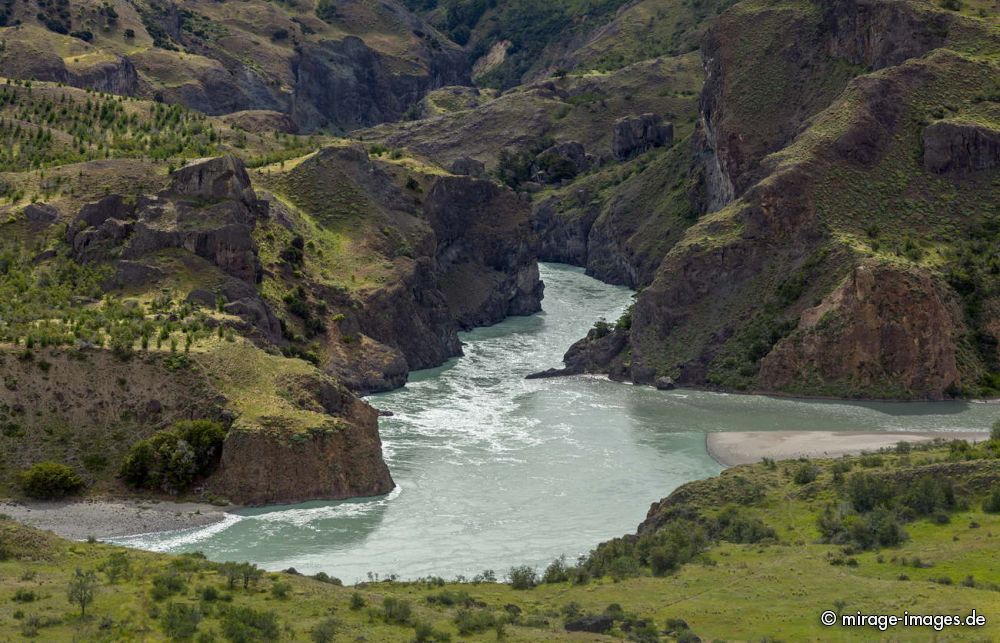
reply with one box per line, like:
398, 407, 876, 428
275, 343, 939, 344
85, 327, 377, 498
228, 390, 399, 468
542, 556, 570, 583
983, 486, 1000, 513
454, 608, 498, 635
793, 463, 819, 484
846, 473, 895, 513
508, 566, 537, 590
381, 597, 412, 624
991, 419, 1000, 441
270, 580, 291, 599
221, 606, 279, 642
311, 617, 339, 643
151, 572, 186, 600
119, 420, 226, 493
900, 476, 956, 516
18, 462, 83, 499
349, 592, 366, 610
711, 507, 777, 544
161, 603, 201, 640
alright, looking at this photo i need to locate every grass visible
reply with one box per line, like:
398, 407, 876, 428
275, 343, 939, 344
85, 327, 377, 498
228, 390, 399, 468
1, 442, 999, 640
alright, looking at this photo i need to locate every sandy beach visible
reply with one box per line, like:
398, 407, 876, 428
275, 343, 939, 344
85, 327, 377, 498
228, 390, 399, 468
706, 430, 991, 467
0, 499, 230, 541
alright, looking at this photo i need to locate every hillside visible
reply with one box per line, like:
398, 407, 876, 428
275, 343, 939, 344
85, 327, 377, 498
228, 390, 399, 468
1, 440, 999, 640
0, 0, 994, 566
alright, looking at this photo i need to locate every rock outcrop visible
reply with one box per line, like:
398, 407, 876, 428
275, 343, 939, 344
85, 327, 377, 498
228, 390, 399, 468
423, 175, 543, 328
208, 384, 393, 505
612, 114, 673, 160
450, 157, 487, 178
923, 121, 1000, 174
758, 264, 963, 399
66, 156, 280, 341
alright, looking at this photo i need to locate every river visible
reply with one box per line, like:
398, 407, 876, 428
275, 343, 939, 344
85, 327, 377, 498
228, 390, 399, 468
115, 263, 996, 581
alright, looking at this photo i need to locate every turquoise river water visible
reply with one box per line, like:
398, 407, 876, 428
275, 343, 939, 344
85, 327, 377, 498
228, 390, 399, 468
115, 263, 997, 581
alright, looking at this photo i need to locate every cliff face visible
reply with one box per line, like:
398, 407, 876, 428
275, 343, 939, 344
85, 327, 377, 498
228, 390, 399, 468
554, 1, 1000, 399
758, 264, 963, 399
423, 176, 543, 328
260, 144, 542, 394
208, 388, 393, 506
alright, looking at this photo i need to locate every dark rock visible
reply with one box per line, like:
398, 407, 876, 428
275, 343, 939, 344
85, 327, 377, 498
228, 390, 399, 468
534, 141, 590, 182
23, 203, 60, 225
423, 175, 543, 328
449, 156, 486, 177
565, 614, 613, 634
923, 121, 1000, 174
223, 298, 282, 341
525, 368, 572, 379
187, 289, 219, 309
564, 327, 629, 374
612, 114, 673, 160
145, 399, 163, 414
103, 261, 166, 290
654, 376, 676, 390
169, 155, 257, 205
290, 36, 469, 132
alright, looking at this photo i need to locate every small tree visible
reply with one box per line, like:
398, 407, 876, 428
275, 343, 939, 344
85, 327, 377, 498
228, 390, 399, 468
990, 419, 1000, 442
67, 568, 97, 617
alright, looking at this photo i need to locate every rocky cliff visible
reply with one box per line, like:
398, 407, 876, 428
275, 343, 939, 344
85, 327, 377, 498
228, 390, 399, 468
257, 144, 542, 394
551, 0, 1000, 399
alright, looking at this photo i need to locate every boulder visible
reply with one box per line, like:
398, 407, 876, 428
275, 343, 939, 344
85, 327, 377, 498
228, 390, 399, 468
23, 203, 60, 225
923, 121, 1000, 174
534, 141, 590, 183
565, 615, 613, 634
169, 155, 257, 204
654, 376, 676, 390
449, 156, 486, 178
612, 113, 673, 160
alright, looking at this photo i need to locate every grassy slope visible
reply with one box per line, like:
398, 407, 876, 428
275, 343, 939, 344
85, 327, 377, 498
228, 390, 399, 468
1, 444, 999, 640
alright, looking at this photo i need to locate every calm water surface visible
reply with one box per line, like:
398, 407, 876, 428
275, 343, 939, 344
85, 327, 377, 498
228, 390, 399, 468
116, 263, 996, 581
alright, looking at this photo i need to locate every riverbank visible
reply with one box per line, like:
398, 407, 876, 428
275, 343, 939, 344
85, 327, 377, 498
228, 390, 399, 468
0, 499, 230, 541
706, 430, 991, 466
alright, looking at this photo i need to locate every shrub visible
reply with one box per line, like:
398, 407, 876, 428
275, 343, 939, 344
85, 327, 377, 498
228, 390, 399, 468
349, 592, 366, 610
221, 606, 279, 642
18, 462, 83, 499
151, 572, 186, 600
270, 580, 291, 599
13, 589, 36, 602
454, 608, 498, 635
311, 617, 339, 643
991, 419, 1000, 441
712, 507, 777, 544
100, 552, 131, 583
983, 487, 1000, 513
161, 603, 201, 640
119, 420, 226, 493
846, 473, 895, 513
900, 476, 956, 516
542, 556, 570, 583
380, 597, 412, 624
508, 565, 537, 590
793, 463, 819, 484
